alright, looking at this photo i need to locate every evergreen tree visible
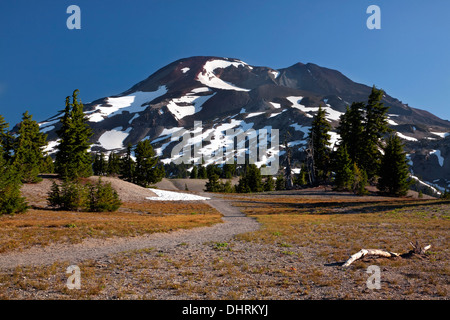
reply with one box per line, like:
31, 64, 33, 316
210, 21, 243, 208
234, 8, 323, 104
236, 164, 263, 193
296, 163, 308, 187
41, 155, 54, 174
275, 175, 286, 191
107, 152, 121, 176
205, 171, 221, 192
190, 165, 198, 179
0, 115, 13, 162
87, 178, 122, 212
337, 102, 365, 166
120, 143, 135, 182
198, 165, 208, 179
13, 111, 48, 183
205, 165, 223, 192
55, 90, 93, 180
222, 163, 236, 179
0, 151, 28, 215
377, 134, 411, 196
361, 86, 390, 178
352, 163, 368, 195
263, 176, 275, 191
134, 140, 164, 187
309, 105, 332, 183
333, 144, 354, 191
93, 152, 108, 176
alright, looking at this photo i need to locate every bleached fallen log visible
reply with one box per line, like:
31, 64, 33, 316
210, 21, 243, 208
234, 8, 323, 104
342, 249, 400, 267
342, 241, 431, 267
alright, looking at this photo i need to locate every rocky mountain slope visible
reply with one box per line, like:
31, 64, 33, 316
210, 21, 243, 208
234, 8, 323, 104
38, 56, 450, 191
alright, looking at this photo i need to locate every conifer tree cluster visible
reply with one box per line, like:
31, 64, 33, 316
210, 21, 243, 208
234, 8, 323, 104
0, 111, 51, 215
55, 90, 93, 180
13, 111, 48, 183
309, 105, 332, 183
332, 86, 410, 196
92, 141, 165, 187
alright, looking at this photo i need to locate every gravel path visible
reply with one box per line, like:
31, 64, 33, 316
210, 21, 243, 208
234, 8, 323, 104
0, 193, 260, 269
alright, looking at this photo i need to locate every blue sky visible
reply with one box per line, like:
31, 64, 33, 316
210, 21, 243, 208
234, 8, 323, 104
1, 0, 449, 126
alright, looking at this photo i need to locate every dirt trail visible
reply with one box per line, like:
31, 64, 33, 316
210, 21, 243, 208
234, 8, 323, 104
0, 193, 260, 269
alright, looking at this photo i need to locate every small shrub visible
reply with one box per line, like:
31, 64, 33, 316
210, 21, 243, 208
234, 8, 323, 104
87, 179, 122, 212
0, 162, 28, 215
47, 180, 88, 211
47, 178, 121, 212
440, 190, 450, 200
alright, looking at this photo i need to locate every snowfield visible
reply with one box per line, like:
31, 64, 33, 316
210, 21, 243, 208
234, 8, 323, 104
88, 86, 168, 122
396, 132, 418, 141
430, 149, 444, 167
97, 127, 129, 150
166, 92, 216, 120
286, 96, 343, 121
431, 131, 450, 138
197, 59, 251, 92
146, 189, 210, 201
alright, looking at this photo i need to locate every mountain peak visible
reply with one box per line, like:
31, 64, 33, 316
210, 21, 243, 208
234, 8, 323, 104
38, 56, 450, 190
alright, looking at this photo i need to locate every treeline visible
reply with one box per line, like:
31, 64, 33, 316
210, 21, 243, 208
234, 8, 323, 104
92, 141, 165, 188
313, 86, 411, 196
0, 89, 165, 215
201, 86, 413, 196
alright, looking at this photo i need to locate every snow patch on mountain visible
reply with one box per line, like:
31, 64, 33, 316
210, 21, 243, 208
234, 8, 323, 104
388, 119, 399, 126
430, 149, 444, 167
289, 123, 310, 138
269, 102, 281, 109
189, 87, 212, 94
88, 86, 168, 122
270, 70, 280, 79
286, 96, 343, 121
197, 59, 251, 92
146, 189, 210, 201
431, 131, 450, 138
166, 92, 216, 120
44, 139, 60, 155
396, 132, 418, 141
411, 175, 442, 195
246, 112, 265, 118
97, 127, 129, 150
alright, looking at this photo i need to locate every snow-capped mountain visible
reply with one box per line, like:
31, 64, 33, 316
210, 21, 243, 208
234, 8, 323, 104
39, 56, 450, 190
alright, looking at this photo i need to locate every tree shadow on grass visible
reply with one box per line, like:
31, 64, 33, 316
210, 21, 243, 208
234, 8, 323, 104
233, 199, 449, 216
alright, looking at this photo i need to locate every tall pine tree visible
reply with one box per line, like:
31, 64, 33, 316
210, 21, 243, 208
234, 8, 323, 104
337, 102, 365, 166
377, 134, 411, 196
362, 86, 390, 178
0, 115, 13, 162
134, 140, 165, 187
13, 111, 48, 183
333, 144, 354, 191
309, 105, 332, 183
120, 143, 135, 182
0, 150, 28, 215
55, 90, 93, 180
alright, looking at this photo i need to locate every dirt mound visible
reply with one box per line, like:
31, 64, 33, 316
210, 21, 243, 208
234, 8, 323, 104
20, 175, 157, 208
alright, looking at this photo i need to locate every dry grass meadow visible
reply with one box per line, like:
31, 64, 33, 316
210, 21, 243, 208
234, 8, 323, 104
0, 184, 448, 300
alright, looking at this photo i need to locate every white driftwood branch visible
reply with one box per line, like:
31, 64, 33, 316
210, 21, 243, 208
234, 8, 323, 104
342, 242, 431, 267
342, 249, 400, 267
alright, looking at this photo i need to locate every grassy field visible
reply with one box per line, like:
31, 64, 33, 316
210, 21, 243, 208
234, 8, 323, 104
0, 201, 222, 253
1, 192, 448, 300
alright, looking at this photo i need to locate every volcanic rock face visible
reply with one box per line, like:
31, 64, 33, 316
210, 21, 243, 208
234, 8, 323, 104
39, 56, 450, 190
